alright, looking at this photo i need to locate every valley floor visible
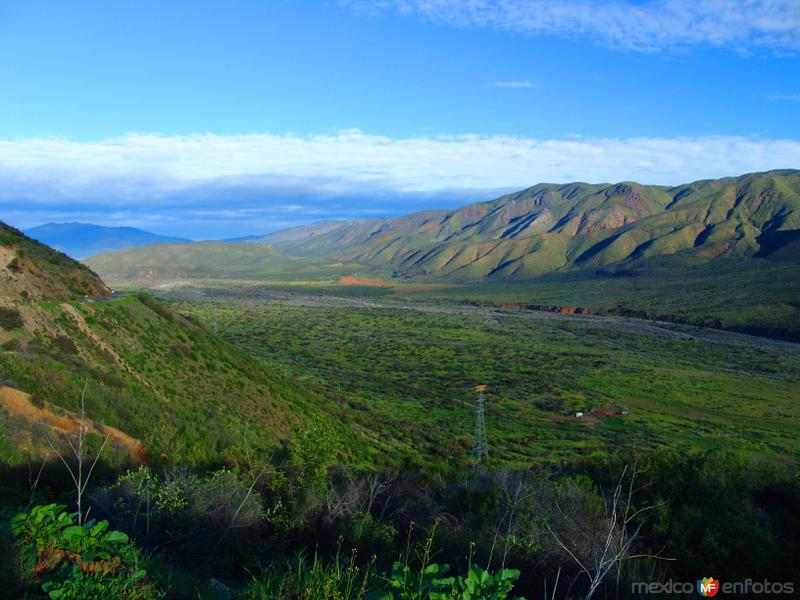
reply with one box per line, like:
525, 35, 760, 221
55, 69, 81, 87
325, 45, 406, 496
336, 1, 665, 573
157, 280, 800, 467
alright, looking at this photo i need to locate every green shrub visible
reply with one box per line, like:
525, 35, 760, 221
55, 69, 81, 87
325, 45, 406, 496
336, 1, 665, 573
378, 562, 523, 600
295, 415, 342, 493
0, 306, 23, 330
97, 466, 264, 570
346, 512, 397, 553
51, 336, 78, 356
244, 553, 524, 600
7, 256, 21, 272
168, 343, 193, 359
9, 503, 161, 599
0, 228, 17, 246
245, 549, 375, 600
374, 526, 524, 600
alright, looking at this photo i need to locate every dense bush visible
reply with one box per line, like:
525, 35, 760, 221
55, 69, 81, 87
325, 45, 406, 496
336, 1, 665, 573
637, 449, 800, 583
296, 415, 343, 493
7, 257, 21, 273
244, 549, 376, 600
50, 336, 78, 357
2, 445, 797, 599
0, 306, 23, 330
93, 466, 264, 570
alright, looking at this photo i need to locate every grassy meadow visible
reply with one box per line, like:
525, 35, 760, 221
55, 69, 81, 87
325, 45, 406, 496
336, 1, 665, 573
165, 281, 800, 468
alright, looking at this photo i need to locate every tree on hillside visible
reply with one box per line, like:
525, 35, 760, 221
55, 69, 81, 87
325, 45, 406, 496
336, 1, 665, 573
295, 414, 342, 493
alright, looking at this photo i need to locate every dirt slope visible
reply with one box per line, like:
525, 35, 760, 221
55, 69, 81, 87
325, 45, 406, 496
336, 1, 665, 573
0, 385, 144, 460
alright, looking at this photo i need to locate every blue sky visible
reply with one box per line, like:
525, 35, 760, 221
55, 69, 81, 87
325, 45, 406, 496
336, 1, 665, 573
1, 0, 799, 238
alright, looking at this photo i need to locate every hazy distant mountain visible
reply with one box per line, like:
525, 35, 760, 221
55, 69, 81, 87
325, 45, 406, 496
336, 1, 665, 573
24, 222, 191, 259
87, 170, 800, 282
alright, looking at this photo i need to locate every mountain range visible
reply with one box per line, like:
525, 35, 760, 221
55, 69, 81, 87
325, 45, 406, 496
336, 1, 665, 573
24, 222, 190, 259
86, 169, 800, 282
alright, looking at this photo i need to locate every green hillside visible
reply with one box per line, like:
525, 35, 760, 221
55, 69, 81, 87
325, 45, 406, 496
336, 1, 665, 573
85, 241, 289, 280
1, 296, 347, 466
0, 226, 344, 467
251, 169, 800, 280
1, 221, 110, 303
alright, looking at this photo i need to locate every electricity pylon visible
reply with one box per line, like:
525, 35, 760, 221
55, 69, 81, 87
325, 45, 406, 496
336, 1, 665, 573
472, 385, 488, 460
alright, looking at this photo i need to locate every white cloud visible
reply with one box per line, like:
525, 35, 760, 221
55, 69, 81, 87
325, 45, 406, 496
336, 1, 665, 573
0, 131, 798, 202
342, 0, 800, 53
2, 130, 797, 237
767, 94, 800, 101
488, 80, 536, 88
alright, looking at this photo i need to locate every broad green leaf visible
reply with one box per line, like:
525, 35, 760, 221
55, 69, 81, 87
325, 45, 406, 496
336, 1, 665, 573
499, 569, 520, 581
62, 525, 87, 543
103, 530, 129, 544
90, 520, 109, 537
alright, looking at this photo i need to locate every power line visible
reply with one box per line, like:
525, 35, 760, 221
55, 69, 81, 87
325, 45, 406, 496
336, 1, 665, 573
472, 384, 488, 460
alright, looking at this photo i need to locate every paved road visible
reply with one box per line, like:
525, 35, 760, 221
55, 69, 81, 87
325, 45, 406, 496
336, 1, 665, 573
83, 292, 134, 303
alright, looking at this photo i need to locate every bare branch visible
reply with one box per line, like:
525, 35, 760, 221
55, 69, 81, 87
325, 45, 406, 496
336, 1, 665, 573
81, 433, 111, 494
545, 460, 671, 600
46, 436, 79, 488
